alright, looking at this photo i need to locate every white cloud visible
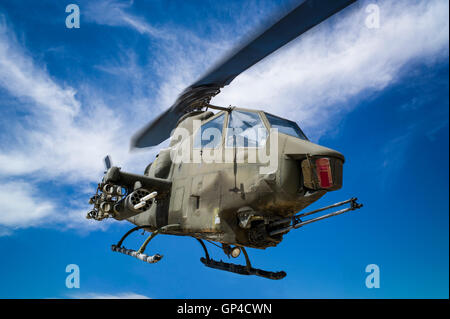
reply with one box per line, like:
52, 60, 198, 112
0, 21, 80, 117
0, 179, 111, 233
70, 292, 150, 299
0, 181, 54, 228
84, 0, 170, 40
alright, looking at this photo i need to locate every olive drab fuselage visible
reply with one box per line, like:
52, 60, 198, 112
127, 108, 345, 249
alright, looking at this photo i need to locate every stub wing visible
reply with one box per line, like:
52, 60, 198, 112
103, 166, 171, 194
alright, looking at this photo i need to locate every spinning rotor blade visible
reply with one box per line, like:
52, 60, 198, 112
131, 0, 356, 148
131, 108, 183, 149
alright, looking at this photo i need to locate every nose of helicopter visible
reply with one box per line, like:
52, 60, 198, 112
282, 136, 345, 191
283, 136, 345, 162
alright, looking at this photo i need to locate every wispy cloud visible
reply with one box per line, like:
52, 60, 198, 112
69, 292, 150, 299
84, 0, 170, 40
0, 181, 54, 228
0, 20, 80, 117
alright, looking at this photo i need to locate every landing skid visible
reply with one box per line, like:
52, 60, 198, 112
110, 224, 179, 264
196, 239, 286, 280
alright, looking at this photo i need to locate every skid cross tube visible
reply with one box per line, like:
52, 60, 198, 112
269, 197, 362, 236
111, 224, 163, 264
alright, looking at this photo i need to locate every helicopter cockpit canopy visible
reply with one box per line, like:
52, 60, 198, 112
193, 110, 268, 149
192, 109, 308, 149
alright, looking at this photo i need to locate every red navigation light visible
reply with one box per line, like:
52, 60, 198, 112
316, 158, 333, 188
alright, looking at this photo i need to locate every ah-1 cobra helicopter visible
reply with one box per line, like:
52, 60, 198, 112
87, 0, 362, 280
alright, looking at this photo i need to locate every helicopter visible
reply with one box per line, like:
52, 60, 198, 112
87, 0, 362, 280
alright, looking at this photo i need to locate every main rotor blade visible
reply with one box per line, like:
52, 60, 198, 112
130, 107, 183, 149
131, 86, 219, 148
191, 0, 356, 88
130, 0, 356, 148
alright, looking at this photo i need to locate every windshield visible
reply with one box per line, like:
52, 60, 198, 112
226, 111, 267, 147
194, 113, 225, 149
264, 112, 308, 140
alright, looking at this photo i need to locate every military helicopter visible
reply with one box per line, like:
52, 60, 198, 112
87, 0, 362, 280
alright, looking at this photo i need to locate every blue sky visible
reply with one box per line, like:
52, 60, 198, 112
0, 0, 448, 298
